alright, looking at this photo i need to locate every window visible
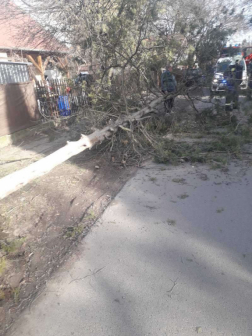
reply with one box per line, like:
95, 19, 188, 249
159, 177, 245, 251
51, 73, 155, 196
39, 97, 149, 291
216, 61, 231, 73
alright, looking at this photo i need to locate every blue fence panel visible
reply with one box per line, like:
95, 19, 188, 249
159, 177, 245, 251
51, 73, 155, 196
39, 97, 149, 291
58, 95, 71, 116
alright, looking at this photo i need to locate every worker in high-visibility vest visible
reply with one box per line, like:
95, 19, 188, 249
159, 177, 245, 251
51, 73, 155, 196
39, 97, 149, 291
224, 60, 243, 110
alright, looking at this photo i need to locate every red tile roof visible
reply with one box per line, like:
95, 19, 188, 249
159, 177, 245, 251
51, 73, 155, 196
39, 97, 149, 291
0, 2, 67, 53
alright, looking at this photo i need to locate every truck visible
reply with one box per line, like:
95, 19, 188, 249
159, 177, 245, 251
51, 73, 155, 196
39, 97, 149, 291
211, 56, 248, 94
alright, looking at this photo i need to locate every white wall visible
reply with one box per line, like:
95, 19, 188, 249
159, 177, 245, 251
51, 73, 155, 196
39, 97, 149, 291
44, 69, 63, 80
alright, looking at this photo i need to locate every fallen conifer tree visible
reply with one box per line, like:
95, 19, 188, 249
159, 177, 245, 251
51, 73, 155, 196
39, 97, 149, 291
0, 96, 163, 200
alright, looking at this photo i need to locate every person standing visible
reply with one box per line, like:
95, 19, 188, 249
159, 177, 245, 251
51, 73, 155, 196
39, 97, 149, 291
224, 60, 243, 110
161, 64, 177, 111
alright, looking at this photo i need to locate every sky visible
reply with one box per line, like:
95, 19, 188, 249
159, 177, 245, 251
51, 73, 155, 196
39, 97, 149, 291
228, 30, 252, 45
13, 0, 252, 47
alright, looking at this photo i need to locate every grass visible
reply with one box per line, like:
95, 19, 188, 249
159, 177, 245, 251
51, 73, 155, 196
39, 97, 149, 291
149, 177, 157, 183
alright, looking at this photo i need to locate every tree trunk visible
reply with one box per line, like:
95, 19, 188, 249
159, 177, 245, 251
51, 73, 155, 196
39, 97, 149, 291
0, 96, 163, 200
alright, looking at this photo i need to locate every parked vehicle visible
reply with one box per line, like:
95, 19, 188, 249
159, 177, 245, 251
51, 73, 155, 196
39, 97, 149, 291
243, 46, 252, 66
221, 45, 242, 58
75, 72, 93, 85
211, 56, 248, 94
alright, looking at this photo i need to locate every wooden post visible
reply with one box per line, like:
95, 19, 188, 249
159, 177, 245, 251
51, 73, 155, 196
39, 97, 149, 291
37, 55, 43, 72
26, 54, 45, 80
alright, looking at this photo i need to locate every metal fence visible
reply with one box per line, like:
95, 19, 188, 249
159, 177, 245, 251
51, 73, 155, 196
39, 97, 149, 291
35, 79, 87, 119
0, 62, 30, 84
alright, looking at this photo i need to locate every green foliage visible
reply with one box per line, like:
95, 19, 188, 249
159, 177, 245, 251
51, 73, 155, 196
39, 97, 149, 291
207, 136, 242, 153
154, 131, 251, 166
238, 126, 252, 140
195, 28, 233, 66
154, 140, 207, 164
145, 116, 171, 135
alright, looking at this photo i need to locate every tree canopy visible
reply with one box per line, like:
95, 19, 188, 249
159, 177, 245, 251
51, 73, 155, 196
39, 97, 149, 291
1, 0, 250, 114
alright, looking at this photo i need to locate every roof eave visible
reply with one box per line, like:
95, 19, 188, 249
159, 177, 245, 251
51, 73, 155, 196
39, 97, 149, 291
0, 46, 68, 55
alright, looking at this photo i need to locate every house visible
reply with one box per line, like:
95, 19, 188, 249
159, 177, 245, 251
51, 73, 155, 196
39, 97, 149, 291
0, 2, 68, 82
0, 2, 69, 138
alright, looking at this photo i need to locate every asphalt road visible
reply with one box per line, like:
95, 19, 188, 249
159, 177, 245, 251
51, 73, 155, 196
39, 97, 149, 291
10, 162, 252, 336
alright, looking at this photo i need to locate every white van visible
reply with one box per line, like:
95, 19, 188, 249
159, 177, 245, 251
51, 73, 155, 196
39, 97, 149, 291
211, 56, 248, 93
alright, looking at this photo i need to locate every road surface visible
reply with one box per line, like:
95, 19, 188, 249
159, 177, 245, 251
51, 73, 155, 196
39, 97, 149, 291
10, 162, 252, 336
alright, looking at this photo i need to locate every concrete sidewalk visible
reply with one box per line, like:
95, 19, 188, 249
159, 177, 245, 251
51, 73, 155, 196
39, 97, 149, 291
10, 162, 252, 336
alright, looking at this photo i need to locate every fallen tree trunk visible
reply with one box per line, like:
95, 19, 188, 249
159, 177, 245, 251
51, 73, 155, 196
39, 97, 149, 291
0, 96, 163, 200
